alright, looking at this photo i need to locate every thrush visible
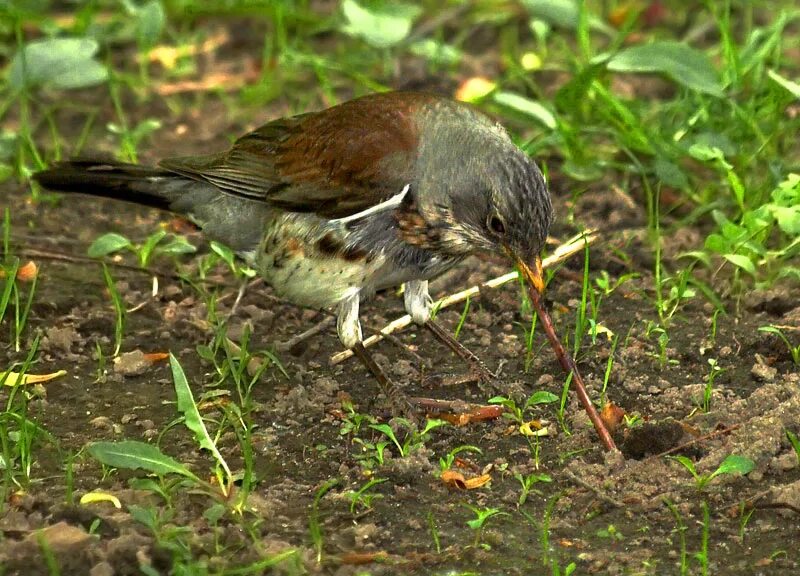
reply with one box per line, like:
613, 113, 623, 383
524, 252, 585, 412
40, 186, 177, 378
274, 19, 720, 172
34, 91, 553, 413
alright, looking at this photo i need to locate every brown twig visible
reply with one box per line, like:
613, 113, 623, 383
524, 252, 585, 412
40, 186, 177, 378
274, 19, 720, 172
525, 284, 617, 452
645, 424, 740, 461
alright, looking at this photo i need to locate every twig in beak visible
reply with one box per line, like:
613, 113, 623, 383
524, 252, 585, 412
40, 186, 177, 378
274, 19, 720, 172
517, 255, 618, 452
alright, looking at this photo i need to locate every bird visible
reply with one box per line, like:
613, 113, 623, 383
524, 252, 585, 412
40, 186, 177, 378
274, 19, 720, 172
33, 91, 553, 414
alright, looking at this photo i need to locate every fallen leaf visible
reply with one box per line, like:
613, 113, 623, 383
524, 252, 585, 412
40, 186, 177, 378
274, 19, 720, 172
434, 404, 504, 426
441, 469, 491, 490
0, 260, 38, 282
1, 369, 67, 386
520, 419, 550, 437
80, 491, 122, 509
600, 403, 626, 434
142, 352, 169, 363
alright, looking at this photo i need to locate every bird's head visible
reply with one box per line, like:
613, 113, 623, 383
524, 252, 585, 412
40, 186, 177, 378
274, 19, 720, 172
400, 98, 553, 292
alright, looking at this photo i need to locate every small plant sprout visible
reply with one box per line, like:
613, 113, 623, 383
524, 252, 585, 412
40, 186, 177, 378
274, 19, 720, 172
346, 477, 387, 514
515, 472, 552, 506
463, 505, 508, 549
670, 454, 754, 491
701, 358, 725, 413
439, 445, 482, 473
88, 229, 196, 268
453, 294, 470, 340
595, 524, 624, 542
100, 263, 126, 356
758, 325, 800, 365
309, 478, 339, 565
369, 418, 447, 458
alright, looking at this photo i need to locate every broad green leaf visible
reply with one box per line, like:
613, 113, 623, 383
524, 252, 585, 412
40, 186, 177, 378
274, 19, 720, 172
341, 0, 422, 48
9, 38, 109, 90
137, 0, 165, 48
525, 391, 559, 407
521, 0, 612, 34
605, 41, 724, 97
711, 454, 754, 478
88, 233, 132, 258
723, 254, 756, 276
88, 440, 199, 480
170, 354, 232, 479
654, 157, 689, 189
493, 91, 557, 130
159, 236, 197, 256
771, 206, 800, 236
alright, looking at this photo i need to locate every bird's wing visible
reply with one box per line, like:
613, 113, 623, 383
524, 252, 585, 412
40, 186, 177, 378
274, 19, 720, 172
159, 93, 428, 219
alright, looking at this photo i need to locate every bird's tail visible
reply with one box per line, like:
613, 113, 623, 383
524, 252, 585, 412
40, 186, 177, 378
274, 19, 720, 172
32, 160, 183, 211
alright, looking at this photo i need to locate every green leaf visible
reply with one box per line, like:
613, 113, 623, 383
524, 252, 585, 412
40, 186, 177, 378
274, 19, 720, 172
9, 38, 109, 90
605, 41, 724, 97
137, 0, 165, 49
88, 233, 132, 258
170, 353, 232, 480
492, 91, 557, 130
341, 0, 422, 48
88, 440, 199, 480
723, 254, 756, 276
409, 39, 462, 65
525, 391, 559, 407
768, 69, 800, 99
654, 157, 689, 189
711, 454, 754, 478
521, 0, 612, 34
159, 236, 197, 256
670, 455, 698, 477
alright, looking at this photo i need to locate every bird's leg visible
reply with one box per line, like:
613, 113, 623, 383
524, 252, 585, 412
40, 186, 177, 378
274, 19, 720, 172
404, 280, 496, 383
337, 291, 415, 418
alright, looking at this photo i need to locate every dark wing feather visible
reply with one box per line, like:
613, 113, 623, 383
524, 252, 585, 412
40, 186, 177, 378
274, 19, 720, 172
159, 92, 432, 218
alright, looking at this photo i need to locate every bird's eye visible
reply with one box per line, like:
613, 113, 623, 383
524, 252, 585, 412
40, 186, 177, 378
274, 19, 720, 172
488, 214, 506, 236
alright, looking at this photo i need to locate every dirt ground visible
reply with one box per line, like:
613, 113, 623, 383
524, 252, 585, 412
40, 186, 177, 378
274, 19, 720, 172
3, 168, 799, 574
2, 24, 800, 576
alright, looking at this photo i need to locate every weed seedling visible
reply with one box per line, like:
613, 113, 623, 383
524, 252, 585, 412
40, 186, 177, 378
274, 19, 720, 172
738, 500, 756, 543
89, 230, 196, 269
309, 478, 339, 564
439, 445, 482, 473
665, 499, 689, 576
515, 472, 552, 506
100, 263, 125, 356
595, 524, 624, 542
427, 511, 441, 554
369, 418, 447, 458
670, 454, 754, 491
347, 477, 387, 514
463, 505, 508, 549
700, 358, 725, 412
759, 325, 800, 365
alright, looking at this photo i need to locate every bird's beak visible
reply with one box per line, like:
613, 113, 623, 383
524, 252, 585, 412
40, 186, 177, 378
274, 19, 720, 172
510, 251, 545, 294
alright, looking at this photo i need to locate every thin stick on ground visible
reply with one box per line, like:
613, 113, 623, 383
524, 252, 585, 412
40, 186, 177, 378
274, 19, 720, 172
329, 231, 598, 364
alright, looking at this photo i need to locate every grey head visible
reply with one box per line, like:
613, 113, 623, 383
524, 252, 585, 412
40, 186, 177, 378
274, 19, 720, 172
405, 98, 554, 269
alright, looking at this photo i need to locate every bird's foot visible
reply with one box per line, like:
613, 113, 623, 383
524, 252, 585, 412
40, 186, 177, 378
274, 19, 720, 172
350, 342, 422, 424
424, 319, 497, 385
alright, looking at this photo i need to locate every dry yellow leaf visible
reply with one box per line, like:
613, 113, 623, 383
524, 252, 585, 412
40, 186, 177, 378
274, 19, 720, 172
1, 369, 67, 386
80, 491, 122, 509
